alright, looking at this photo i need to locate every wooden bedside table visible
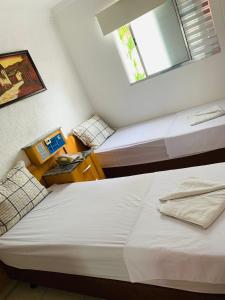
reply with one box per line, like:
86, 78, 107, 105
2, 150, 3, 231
43, 150, 105, 186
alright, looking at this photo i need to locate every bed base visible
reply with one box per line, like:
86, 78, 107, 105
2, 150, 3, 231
1, 263, 225, 300
103, 148, 225, 178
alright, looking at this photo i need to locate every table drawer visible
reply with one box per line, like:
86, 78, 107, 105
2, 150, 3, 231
73, 157, 99, 182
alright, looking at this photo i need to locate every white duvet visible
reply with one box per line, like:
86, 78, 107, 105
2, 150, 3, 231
1, 163, 225, 291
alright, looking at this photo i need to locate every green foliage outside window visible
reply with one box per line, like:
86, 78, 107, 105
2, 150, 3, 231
118, 25, 145, 82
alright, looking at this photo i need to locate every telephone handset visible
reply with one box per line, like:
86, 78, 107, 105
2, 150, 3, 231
56, 153, 83, 166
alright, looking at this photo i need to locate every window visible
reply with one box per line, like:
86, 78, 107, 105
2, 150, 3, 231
115, 0, 220, 84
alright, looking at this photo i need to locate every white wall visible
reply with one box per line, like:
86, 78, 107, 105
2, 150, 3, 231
53, 0, 225, 127
0, 1, 93, 177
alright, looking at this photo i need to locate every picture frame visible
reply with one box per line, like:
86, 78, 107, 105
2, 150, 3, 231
0, 50, 46, 109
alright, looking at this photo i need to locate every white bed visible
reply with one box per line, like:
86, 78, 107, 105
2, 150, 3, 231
95, 98, 225, 168
1, 163, 225, 294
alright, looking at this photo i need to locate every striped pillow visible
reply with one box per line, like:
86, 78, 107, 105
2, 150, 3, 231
73, 115, 115, 148
0, 161, 49, 236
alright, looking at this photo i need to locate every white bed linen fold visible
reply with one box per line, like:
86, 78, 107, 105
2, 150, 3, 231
124, 163, 225, 284
189, 105, 225, 126
159, 177, 225, 229
160, 177, 225, 200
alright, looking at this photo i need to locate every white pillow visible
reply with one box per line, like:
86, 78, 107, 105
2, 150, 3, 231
0, 161, 49, 236
73, 114, 115, 148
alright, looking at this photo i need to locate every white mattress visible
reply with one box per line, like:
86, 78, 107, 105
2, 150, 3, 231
2, 164, 225, 294
95, 98, 225, 168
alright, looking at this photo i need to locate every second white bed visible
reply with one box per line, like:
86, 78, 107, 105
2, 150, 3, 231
95, 98, 225, 168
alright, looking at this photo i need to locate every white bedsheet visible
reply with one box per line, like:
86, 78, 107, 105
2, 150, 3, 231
124, 162, 225, 285
95, 115, 173, 167
0, 175, 151, 281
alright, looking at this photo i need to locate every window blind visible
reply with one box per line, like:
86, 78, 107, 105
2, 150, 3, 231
176, 0, 220, 60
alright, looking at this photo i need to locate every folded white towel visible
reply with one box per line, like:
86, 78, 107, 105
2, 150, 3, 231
159, 177, 225, 229
189, 105, 225, 126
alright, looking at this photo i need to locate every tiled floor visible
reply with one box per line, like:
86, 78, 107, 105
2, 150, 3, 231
0, 281, 104, 300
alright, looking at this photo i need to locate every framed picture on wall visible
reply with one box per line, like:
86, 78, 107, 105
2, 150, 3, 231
0, 50, 46, 109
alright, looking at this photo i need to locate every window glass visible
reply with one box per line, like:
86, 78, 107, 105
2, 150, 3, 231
131, 0, 189, 76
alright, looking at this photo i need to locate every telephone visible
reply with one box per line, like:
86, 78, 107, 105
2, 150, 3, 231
56, 153, 83, 166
